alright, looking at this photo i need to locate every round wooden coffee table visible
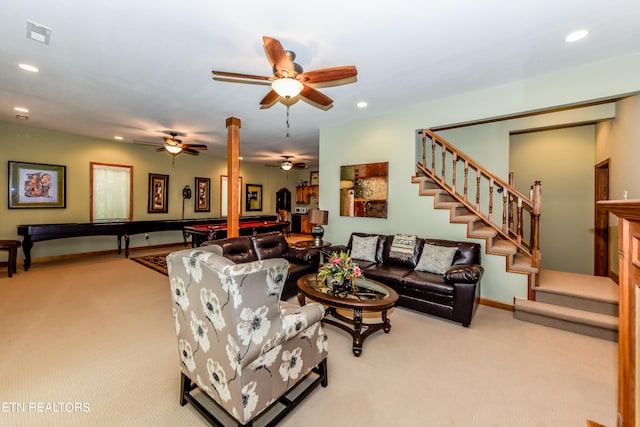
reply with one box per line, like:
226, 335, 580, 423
297, 273, 399, 357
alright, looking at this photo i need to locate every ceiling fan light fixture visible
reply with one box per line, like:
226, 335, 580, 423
280, 160, 293, 171
165, 145, 182, 154
272, 78, 303, 98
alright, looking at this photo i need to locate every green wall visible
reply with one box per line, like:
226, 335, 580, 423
0, 122, 307, 260
510, 126, 596, 275
320, 54, 640, 305
595, 95, 640, 276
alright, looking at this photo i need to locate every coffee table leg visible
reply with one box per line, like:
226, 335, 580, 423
382, 309, 391, 333
352, 308, 363, 357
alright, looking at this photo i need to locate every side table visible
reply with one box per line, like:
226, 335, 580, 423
0, 240, 21, 278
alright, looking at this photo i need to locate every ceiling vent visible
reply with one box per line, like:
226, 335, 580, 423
26, 21, 51, 45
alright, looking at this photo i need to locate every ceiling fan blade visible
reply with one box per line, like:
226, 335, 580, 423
299, 66, 358, 84
212, 70, 273, 81
263, 36, 295, 77
299, 85, 333, 107
259, 89, 280, 107
133, 140, 163, 146
212, 76, 272, 87
155, 147, 166, 152
181, 144, 207, 150
182, 148, 200, 155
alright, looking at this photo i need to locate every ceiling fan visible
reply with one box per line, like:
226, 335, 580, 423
212, 36, 358, 110
266, 155, 307, 171
135, 131, 208, 156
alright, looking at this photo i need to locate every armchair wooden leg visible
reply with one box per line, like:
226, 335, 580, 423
319, 358, 328, 387
179, 373, 191, 406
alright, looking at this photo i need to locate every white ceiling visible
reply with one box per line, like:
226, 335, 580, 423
1, 1, 639, 167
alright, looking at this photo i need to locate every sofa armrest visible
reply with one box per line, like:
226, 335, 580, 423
444, 264, 484, 284
282, 247, 320, 265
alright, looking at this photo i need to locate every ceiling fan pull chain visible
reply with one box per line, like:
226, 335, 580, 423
286, 105, 291, 137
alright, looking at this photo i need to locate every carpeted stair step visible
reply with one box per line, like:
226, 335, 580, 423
487, 238, 517, 255
450, 206, 479, 224
469, 223, 497, 238
435, 193, 462, 209
513, 297, 618, 342
533, 271, 618, 316
451, 212, 480, 224
511, 253, 538, 273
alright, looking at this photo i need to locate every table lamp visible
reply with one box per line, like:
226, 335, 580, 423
308, 209, 329, 246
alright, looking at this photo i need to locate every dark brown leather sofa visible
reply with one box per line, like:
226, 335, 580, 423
201, 232, 320, 300
329, 232, 483, 327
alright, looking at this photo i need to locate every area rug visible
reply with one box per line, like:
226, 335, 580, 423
131, 252, 170, 276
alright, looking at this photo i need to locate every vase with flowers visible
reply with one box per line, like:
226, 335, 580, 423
317, 251, 363, 295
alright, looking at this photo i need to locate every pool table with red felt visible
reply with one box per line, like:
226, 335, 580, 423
184, 220, 289, 247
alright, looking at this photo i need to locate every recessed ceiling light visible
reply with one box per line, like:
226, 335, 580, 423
114, 136, 123, 140
357, 101, 368, 108
14, 107, 29, 113
565, 29, 589, 43
18, 63, 39, 72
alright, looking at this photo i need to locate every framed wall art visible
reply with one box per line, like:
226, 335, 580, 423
310, 170, 319, 186
148, 173, 169, 213
8, 161, 66, 208
245, 184, 263, 211
195, 177, 210, 212
339, 161, 389, 218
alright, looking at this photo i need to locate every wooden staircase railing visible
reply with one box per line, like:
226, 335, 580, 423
417, 129, 541, 282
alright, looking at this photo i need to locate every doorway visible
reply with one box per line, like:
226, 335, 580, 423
275, 188, 291, 212
594, 159, 610, 277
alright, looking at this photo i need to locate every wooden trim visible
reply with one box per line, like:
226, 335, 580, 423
478, 298, 515, 312
594, 159, 610, 277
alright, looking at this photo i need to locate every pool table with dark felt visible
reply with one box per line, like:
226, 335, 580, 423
184, 220, 289, 247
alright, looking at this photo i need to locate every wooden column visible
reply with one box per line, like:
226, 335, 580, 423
226, 117, 241, 238
599, 200, 639, 427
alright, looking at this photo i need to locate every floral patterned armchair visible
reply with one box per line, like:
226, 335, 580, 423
166, 247, 328, 426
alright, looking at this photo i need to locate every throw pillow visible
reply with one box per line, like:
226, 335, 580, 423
350, 235, 378, 262
415, 244, 458, 274
389, 234, 417, 262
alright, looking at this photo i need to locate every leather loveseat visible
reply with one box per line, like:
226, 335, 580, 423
201, 232, 320, 300
329, 232, 483, 327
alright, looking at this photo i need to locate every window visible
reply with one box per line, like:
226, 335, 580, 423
90, 162, 133, 222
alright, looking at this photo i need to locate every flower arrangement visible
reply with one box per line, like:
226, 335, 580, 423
317, 251, 362, 292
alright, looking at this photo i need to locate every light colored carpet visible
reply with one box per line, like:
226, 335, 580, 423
0, 248, 617, 426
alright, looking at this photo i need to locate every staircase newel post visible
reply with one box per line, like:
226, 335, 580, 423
530, 181, 542, 274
